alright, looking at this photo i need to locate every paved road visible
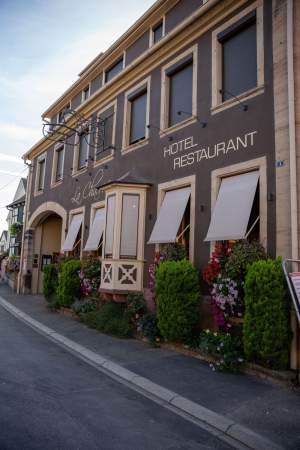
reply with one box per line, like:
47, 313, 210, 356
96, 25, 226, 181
0, 305, 233, 450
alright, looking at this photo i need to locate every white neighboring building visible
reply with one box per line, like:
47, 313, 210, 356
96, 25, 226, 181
6, 178, 27, 257
0, 231, 8, 255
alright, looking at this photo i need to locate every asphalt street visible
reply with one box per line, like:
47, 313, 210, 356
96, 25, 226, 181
0, 304, 234, 450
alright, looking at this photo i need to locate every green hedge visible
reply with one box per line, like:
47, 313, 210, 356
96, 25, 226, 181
42, 264, 58, 302
81, 302, 133, 338
56, 259, 82, 307
156, 259, 200, 341
243, 258, 291, 369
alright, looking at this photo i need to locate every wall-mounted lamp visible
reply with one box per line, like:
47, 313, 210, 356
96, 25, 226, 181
267, 192, 275, 202
200, 205, 205, 212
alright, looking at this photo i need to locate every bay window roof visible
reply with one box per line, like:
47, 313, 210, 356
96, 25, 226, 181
204, 171, 259, 242
148, 186, 191, 244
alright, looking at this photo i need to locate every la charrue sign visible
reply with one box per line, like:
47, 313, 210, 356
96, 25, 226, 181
163, 130, 258, 170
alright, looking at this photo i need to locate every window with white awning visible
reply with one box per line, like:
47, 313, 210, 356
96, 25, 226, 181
148, 186, 191, 244
204, 171, 259, 242
84, 208, 105, 252
62, 213, 83, 251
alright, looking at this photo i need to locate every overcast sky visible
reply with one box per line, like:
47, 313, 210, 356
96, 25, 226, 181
0, 0, 155, 231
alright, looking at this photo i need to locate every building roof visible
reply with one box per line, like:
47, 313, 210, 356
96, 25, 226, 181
0, 230, 8, 241
6, 177, 27, 209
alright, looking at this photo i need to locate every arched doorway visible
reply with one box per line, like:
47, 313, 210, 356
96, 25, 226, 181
23, 202, 67, 294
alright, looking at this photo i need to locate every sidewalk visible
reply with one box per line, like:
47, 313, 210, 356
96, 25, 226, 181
1, 283, 300, 450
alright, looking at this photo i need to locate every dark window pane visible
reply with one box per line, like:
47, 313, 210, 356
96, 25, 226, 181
105, 58, 123, 83
222, 21, 257, 101
153, 22, 163, 43
56, 148, 64, 181
17, 206, 24, 223
38, 160, 45, 190
97, 107, 114, 158
78, 133, 88, 170
168, 62, 193, 127
130, 91, 147, 144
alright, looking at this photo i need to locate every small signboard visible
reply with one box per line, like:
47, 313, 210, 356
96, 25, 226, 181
283, 259, 300, 326
289, 272, 300, 303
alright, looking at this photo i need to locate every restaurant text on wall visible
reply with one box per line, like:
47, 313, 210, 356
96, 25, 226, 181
163, 131, 258, 170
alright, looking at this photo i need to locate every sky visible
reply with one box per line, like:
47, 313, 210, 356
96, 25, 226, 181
0, 0, 155, 231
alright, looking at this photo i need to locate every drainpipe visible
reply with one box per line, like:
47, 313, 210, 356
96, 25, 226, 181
287, 0, 299, 378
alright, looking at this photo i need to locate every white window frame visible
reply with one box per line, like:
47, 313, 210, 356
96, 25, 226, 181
51, 142, 65, 187
210, 156, 267, 251
160, 44, 198, 134
81, 83, 91, 103
155, 175, 196, 263
211, 0, 264, 114
122, 76, 151, 155
149, 16, 165, 47
34, 152, 47, 195
94, 100, 117, 167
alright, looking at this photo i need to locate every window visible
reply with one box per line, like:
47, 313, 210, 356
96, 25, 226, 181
153, 21, 163, 44
58, 103, 70, 123
82, 85, 90, 102
12, 208, 18, 223
168, 58, 193, 127
205, 171, 259, 242
105, 57, 123, 83
219, 12, 257, 101
54, 145, 64, 182
17, 206, 24, 224
37, 157, 46, 192
78, 131, 89, 170
84, 207, 105, 252
62, 213, 83, 253
212, 3, 264, 110
104, 195, 116, 258
129, 89, 147, 145
161, 46, 197, 131
95, 102, 116, 161
123, 78, 150, 152
120, 194, 139, 258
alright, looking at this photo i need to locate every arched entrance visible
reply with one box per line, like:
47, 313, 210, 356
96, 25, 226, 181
23, 202, 67, 294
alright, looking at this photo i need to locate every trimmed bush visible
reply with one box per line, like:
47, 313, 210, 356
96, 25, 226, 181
156, 259, 200, 341
243, 258, 291, 369
81, 302, 133, 338
56, 259, 82, 307
42, 264, 58, 302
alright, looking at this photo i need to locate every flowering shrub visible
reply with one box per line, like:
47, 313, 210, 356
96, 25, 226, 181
148, 252, 161, 303
198, 329, 244, 372
211, 277, 243, 324
202, 242, 232, 286
80, 258, 101, 297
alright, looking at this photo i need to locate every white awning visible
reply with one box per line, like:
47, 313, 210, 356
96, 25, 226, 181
84, 209, 105, 251
148, 187, 191, 244
62, 213, 83, 251
204, 171, 259, 242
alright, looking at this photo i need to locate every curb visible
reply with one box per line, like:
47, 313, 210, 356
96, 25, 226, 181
0, 296, 284, 450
